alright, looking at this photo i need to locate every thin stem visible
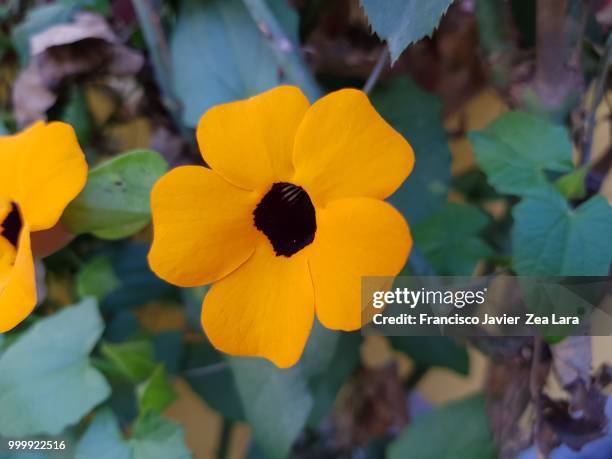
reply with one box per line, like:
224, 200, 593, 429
217, 418, 233, 459
582, 35, 612, 166
184, 362, 229, 377
131, 0, 188, 135
535, 0, 571, 108
363, 47, 389, 95
570, 0, 592, 70
241, 0, 322, 101
530, 336, 548, 459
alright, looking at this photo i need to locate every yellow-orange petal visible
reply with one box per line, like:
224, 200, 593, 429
292, 89, 414, 206
308, 197, 412, 330
148, 166, 260, 288
0, 225, 36, 332
0, 122, 87, 232
196, 86, 310, 191
0, 199, 10, 226
202, 237, 314, 368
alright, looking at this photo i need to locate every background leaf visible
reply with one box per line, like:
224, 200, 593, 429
413, 203, 492, 275
555, 167, 588, 200
390, 336, 470, 375
62, 150, 168, 240
75, 409, 131, 459
77, 255, 121, 301
0, 299, 110, 437
388, 394, 496, 459
100, 340, 157, 384
372, 77, 452, 225
170, 0, 284, 127
94, 242, 177, 313
137, 365, 177, 414
75, 409, 192, 459
229, 357, 313, 459
512, 187, 612, 275
131, 412, 192, 459
360, 0, 455, 62
183, 341, 246, 422
468, 111, 573, 196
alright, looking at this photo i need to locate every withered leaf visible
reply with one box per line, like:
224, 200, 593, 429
12, 12, 143, 126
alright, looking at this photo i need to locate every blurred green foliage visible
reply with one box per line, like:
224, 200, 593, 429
0, 0, 610, 458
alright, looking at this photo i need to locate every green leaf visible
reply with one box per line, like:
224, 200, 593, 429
512, 187, 612, 275
0, 299, 110, 437
388, 394, 496, 459
62, 150, 168, 240
241, 0, 322, 101
372, 77, 451, 224
390, 336, 469, 375
360, 0, 454, 62
137, 365, 177, 414
170, 0, 282, 127
60, 85, 94, 146
468, 111, 573, 196
76, 255, 121, 301
413, 203, 492, 275
555, 166, 587, 200
0, 119, 9, 136
307, 331, 361, 425
184, 342, 245, 421
75, 409, 192, 459
98, 242, 176, 313
131, 412, 192, 459
75, 409, 131, 459
229, 358, 313, 459
100, 340, 157, 384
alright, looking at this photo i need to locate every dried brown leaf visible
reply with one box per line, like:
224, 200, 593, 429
11, 12, 143, 127
332, 363, 408, 450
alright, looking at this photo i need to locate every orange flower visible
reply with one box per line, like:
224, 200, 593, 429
0, 122, 87, 332
149, 86, 414, 367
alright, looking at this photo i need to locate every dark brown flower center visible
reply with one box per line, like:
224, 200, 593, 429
1, 203, 22, 248
253, 182, 316, 257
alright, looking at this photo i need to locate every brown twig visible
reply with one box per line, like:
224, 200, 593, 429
535, 0, 572, 109
570, 0, 593, 70
582, 35, 612, 166
131, 0, 190, 137
530, 336, 548, 459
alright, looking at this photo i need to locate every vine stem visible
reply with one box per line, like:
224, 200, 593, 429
131, 0, 190, 137
530, 336, 548, 459
184, 362, 228, 377
363, 47, 389, 95
242, 0, 323, 101
534, 0, 571, 109
217, 418, 232, 459
581, 34, 612, 166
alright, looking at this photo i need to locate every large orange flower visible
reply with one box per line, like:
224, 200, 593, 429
149, 86, 414, 367
0, 122, 87, 332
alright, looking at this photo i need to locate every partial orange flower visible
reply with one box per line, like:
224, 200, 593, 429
148, 86, 414, 367
0, 122, 87, 332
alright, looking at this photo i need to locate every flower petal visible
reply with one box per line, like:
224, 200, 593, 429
196, 86, 310, 191
292, 89, 414, 205
202, 237, 314, 368
148, 166, 260, 287
0, 226, 36, 332
308, 198, 412, 330
0, 122, 87, 231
